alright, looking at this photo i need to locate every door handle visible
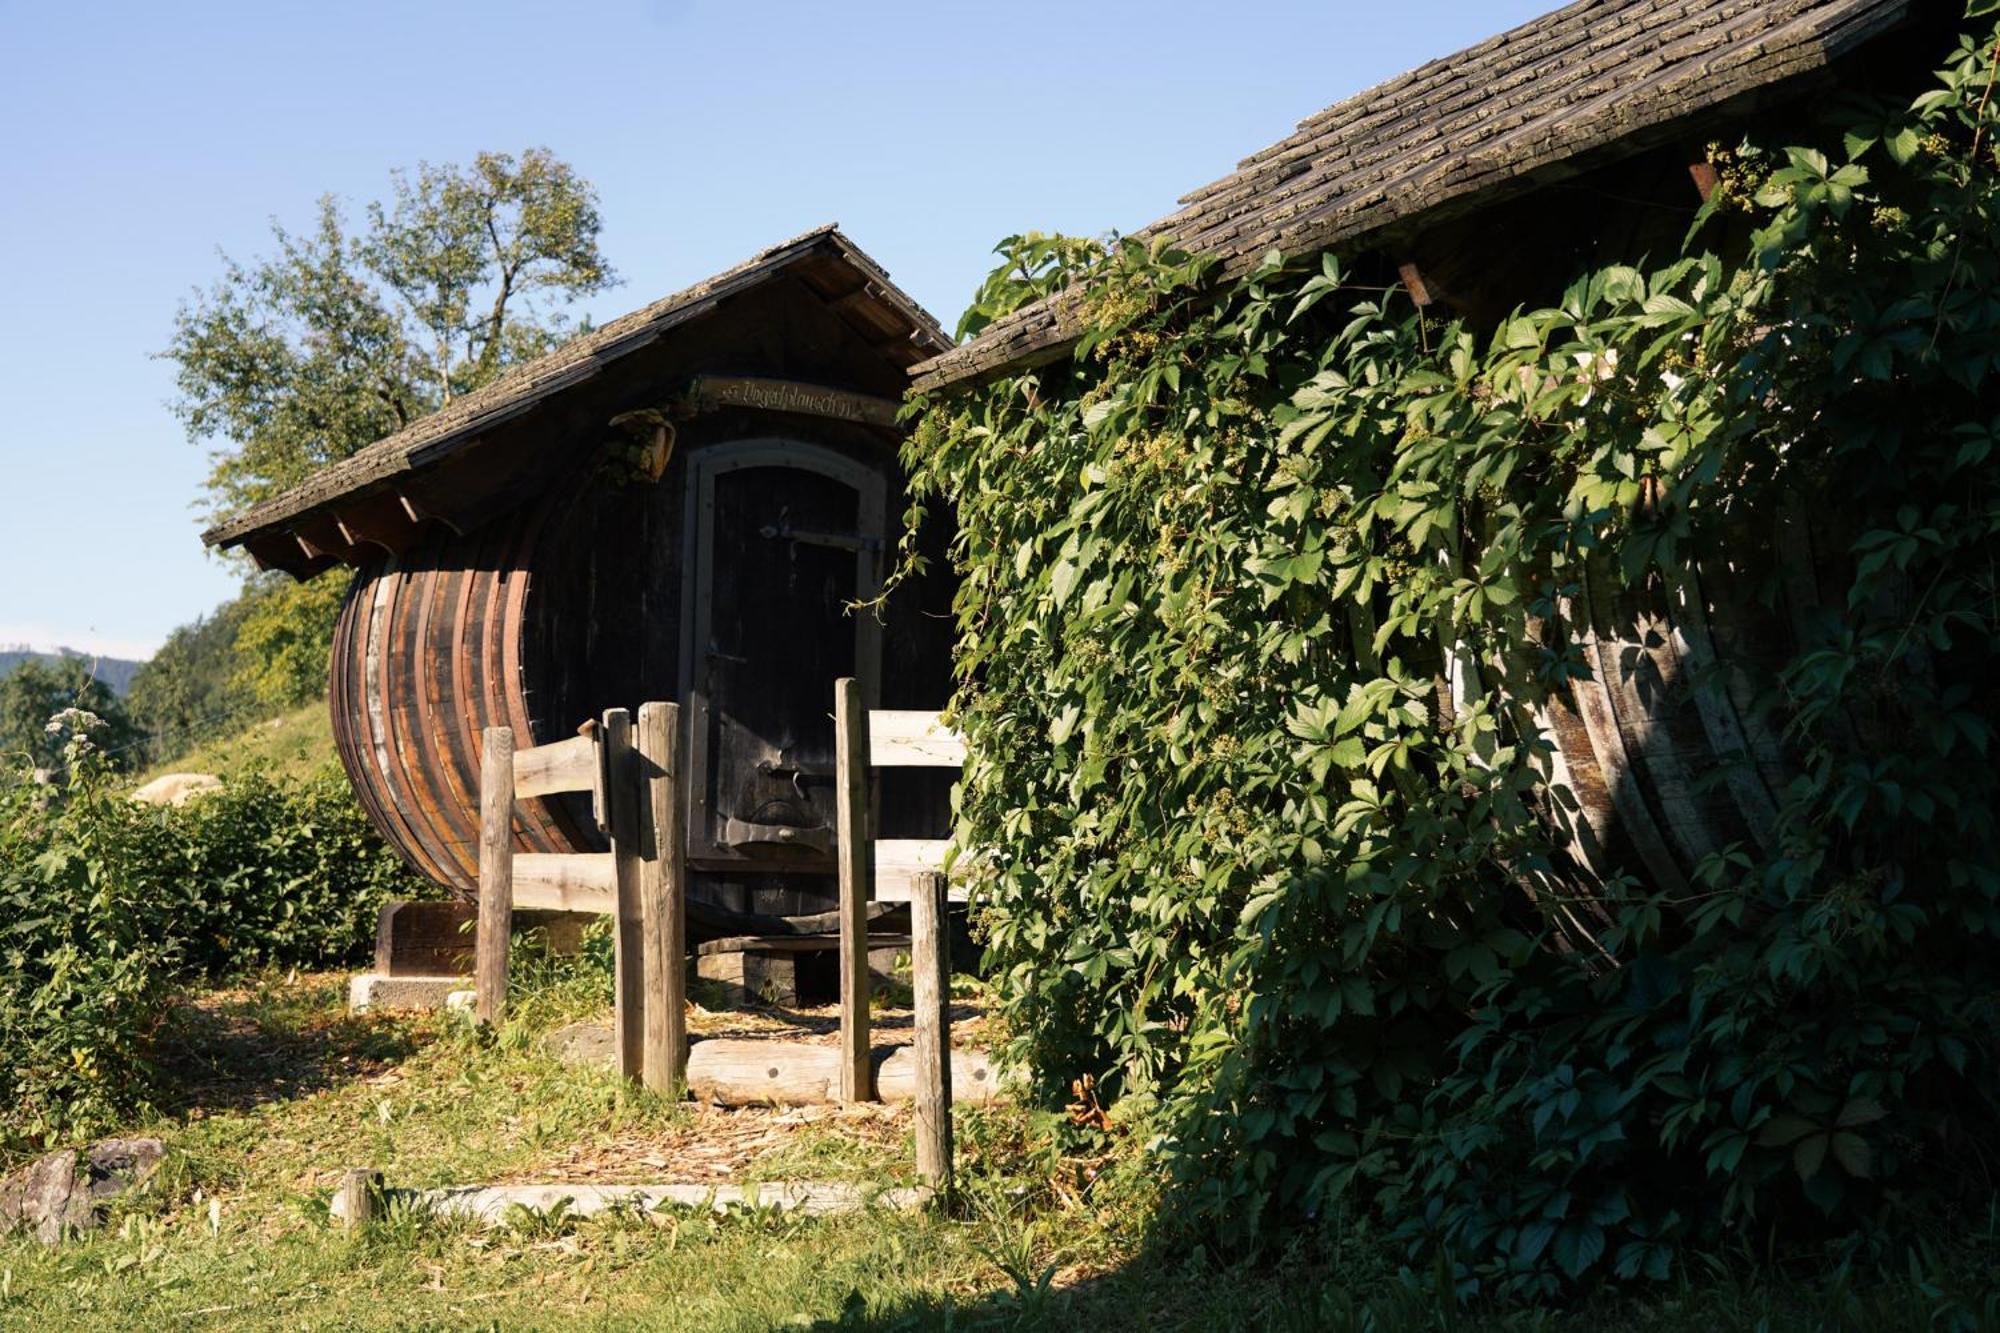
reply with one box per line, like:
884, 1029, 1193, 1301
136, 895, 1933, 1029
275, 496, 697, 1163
719, 816, 833, 855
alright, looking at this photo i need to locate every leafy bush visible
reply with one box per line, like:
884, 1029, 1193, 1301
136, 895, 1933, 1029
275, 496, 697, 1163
0, 748, 427, 1146
126, 767, 425, 975
906, 12, 2000, 1296
0, 776, 181, 1146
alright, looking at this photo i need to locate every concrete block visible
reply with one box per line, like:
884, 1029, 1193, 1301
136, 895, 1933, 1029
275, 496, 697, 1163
347, 973, 466, 1012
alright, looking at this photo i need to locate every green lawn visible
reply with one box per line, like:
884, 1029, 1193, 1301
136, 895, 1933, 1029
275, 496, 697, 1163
2, 967, 1995, 1331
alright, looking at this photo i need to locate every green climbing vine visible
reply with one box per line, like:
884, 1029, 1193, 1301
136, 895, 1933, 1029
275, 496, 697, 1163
903, 7, 2000, 1296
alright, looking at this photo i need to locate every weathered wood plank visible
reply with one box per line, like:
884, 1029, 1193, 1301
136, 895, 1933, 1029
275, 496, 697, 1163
637, 702, 687, 1098
511, 853, 615, 912
474, 726, 514, 1027
872, 840, 969, 902
604, 709, 644, 1084
866, 711, 965, 767
512, 734, 597, 799
910, 871, 953, 1193
834, 677, 872, 1102
685, 374, 904, 430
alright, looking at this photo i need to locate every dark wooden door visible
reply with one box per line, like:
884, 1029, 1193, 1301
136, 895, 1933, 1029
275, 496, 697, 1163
683, 442, 884, 870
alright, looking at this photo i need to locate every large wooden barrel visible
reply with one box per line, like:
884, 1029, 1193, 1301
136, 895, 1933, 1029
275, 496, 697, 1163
1447, 504, 1862, 911
330, 469, 625, 895
330, 433, 955, 902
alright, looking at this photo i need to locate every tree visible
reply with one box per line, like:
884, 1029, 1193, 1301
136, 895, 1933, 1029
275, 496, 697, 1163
0, 660, 143, 784
125, 595, 258, 766
162, 148, 617, 706
167, 147, 616, 521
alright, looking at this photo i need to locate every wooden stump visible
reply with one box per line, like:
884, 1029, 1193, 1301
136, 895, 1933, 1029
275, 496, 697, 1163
337, 1168, 382, 1231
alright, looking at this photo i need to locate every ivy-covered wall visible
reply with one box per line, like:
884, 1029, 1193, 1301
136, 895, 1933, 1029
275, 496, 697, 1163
905, 10, 2000, 1294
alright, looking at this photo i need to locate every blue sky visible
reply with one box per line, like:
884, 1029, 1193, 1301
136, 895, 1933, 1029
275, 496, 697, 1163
0, 0, 1547, 661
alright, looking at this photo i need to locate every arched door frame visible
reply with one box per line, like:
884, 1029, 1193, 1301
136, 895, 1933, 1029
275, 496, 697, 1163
677, 437, 888, 867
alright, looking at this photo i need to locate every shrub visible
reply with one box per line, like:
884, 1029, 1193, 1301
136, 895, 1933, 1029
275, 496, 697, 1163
130, 767, 423, 975
905, 11, 2000, 1295
0, 774, 180, 1146
0, 745, 428, 1146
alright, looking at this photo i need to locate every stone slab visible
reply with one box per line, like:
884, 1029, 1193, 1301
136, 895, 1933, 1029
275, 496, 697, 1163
329, 1179, 931, 1226
347, 973, 467, 1012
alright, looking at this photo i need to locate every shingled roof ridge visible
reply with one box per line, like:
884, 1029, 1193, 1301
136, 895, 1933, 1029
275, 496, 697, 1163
909, 0, 1908, 394
204, 224, 947, 550
1159, 0, 1783, 256
1200, 0, 1614, 196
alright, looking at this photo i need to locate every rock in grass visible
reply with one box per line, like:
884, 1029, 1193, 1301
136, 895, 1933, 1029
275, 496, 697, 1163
0, 1138, 165, 1244
130, 773, 224, 806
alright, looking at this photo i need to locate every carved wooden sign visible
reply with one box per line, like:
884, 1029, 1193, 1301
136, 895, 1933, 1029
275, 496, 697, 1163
685, 375, 903, 430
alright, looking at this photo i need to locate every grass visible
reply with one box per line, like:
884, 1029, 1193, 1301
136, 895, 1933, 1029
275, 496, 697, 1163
2, 960, 1996, 1330
133, 701, 335, 787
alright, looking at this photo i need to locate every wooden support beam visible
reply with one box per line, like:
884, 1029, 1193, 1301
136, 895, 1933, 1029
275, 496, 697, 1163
834, 677, 873, 1102
637, 702, 687, 1098
1688, 160, 1721, 203
603, 708, 644, 1083
332, 490, 424, 556
475, 726, 515, 1027
292, 514, 360, 565
911, 870, 954, 1194
1398, 261, 1439, 308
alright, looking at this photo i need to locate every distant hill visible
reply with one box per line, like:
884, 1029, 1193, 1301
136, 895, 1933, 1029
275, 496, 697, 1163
0, 645, 147, 696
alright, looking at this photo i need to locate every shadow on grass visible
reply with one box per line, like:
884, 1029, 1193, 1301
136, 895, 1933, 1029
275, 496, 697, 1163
149, 973, 420, 1118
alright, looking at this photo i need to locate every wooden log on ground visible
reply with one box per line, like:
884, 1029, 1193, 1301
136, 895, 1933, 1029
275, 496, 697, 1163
833, 677, 872, 1101
910, 870, 953, 1192
337, 1168, 382, 1231
603, 709, 643, 1083
684, 1039, 1000, 1107
637, 702, 687, 1097
474, 726, 514, 1027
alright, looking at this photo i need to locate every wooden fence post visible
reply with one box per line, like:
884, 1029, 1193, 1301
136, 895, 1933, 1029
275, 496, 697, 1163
475, 726, 515, 1027
834, 677, 873, 1102
637, 702, 687, 1096
911, 869, 953, 1193
338, 1168, 383, 1231
604, 708, 644, 1083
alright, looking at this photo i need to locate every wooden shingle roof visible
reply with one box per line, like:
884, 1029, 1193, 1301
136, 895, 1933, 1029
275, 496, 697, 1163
205, 225, 948, 552
910, 0, 1912, 393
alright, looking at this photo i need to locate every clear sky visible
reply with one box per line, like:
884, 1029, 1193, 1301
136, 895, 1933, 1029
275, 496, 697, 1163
0, 0, 1548, 661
